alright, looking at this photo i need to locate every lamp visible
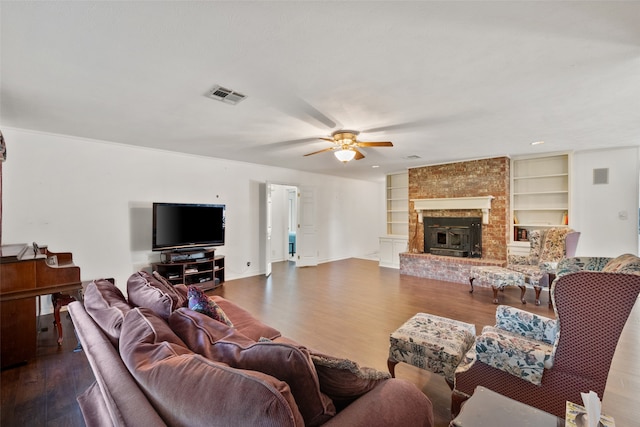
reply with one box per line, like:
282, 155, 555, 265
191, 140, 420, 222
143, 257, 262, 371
334, 148, 356, 163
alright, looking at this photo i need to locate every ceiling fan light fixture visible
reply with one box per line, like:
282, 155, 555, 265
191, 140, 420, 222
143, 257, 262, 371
334, 148, 356, 163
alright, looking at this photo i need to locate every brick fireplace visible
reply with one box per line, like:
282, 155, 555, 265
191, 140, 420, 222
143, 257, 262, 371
401, 157, 511, 284
407, 157, 510, 260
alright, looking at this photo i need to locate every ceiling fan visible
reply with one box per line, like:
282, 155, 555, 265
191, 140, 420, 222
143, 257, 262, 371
304, 130, 393, 163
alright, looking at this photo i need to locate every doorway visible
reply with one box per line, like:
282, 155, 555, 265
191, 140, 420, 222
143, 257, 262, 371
270, 184, 298, 264
264, 183, 317, 277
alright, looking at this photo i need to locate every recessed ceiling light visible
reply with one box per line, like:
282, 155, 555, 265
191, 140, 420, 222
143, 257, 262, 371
531, 141, 545, 146
372, 165, 379, 168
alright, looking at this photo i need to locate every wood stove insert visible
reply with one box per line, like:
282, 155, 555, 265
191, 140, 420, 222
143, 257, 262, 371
424, 217, 482, 258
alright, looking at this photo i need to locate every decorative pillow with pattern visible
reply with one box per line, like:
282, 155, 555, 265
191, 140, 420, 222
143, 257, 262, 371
527, 230, 544, 265
602, 253, 640, 276
187, 285, 233, 326
309, 352, 391, 408
494, 305, 556, 344
538, 228, 572, 264
475, 327, 552, 385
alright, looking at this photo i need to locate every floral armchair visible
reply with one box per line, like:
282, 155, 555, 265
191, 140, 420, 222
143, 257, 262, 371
508, 227, 580, 305
452, 254, 640, 419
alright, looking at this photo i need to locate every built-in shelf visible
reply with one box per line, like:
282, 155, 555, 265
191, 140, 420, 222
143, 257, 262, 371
386, 173, 409, 237
382, 173, 408, 267
511, 153, 571, 245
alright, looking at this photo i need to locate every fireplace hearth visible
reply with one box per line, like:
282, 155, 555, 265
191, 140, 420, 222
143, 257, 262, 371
424, 217, 482, 258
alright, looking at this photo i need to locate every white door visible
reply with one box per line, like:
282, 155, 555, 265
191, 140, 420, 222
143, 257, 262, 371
296, 186, 318, 267
265, 182, 273, 277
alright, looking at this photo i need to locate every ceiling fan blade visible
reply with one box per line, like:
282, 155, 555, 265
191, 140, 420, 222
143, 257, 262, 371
248, 72, 338, 130
304, 147, 335, 157
356, 141, 393, 147
354, 149, 365, 160
296, 100, 337, 129
253, 137, 320, 150
362, 112, 480, 134
319, 137, 336, 143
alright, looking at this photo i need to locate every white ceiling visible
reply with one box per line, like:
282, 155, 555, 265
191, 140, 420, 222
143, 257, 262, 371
1, 1, 639, 181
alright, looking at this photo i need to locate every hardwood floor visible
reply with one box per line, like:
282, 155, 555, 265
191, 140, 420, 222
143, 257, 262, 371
2, 258, 638, 426
1, 310, 93, 426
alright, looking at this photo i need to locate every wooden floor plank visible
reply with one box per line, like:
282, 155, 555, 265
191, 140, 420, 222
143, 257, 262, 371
1, 258, 637, 427
211, 259, 639, 427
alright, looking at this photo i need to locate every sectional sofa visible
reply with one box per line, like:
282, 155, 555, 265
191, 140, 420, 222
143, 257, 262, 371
69, 271, 434, 426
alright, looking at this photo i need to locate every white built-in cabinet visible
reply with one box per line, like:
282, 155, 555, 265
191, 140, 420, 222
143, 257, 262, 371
509, 153, 571, 253
380, 172, 408, 268
379, 236, 408, 268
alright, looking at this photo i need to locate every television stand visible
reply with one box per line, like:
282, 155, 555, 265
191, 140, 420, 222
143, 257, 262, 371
153, 249, 224, 292
160, 249, 212, 264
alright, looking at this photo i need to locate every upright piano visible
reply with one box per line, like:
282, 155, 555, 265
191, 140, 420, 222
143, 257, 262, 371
0, 244, 81, 369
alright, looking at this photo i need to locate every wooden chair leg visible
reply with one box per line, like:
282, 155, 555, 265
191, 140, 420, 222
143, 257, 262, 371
469, 277, 475, 294
387, 359, 398, 378
451, 390, 469, 418
518, 285, 527, 304
491, 287, 499, 304
547, 273, 556, 308
51, 292, 77, 346
534, 286, 542, 306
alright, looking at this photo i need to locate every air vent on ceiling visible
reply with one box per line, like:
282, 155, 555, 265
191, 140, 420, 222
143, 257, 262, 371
404, 155, 422, 160
205, 85, 247, 105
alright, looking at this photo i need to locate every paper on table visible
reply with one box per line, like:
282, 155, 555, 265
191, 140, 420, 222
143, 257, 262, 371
565, 401, 614, 427
580, 391, 602, 427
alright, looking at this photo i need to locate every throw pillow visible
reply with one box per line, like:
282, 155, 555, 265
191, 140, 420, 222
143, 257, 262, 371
187, 285, 233, 326
538, 228, 572, 263
83, 279, 132, 346
169, 308, 335, 426
602, 253, 640, 275
527, 230, 544, 264
309, 352, 391, 407
152, 270, 188, 307
120, 307, 304, 427
169, 307, 252, 346
127, 271, 181, 320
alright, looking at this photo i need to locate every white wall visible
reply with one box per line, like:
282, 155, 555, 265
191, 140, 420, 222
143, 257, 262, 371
2, 128, 386, 313
572, 146, 639, 257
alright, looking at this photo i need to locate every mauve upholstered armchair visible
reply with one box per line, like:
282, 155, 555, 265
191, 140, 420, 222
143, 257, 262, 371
451, 268, 640, 419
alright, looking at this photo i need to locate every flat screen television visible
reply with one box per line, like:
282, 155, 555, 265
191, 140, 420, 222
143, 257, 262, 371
152, 202, 225, 251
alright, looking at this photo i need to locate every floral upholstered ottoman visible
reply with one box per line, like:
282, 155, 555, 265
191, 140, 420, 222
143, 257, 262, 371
388, 313, 476, 386
469, 266, 526, 304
